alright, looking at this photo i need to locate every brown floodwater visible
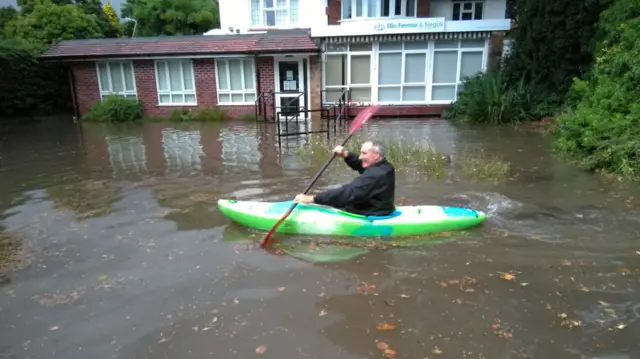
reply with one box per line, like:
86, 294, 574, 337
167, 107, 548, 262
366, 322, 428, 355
1, 117, 640, 359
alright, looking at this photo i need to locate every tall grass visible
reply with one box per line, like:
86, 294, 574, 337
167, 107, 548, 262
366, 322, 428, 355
445, 70, 554, 125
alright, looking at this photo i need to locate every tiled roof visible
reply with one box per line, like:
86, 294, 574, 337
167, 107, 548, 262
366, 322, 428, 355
41, 29, 320, 59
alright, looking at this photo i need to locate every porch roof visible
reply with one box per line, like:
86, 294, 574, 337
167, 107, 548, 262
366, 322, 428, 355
40, 29, 320, 60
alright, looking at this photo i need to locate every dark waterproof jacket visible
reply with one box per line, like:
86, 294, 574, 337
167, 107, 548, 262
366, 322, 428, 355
313, 152, 396, 216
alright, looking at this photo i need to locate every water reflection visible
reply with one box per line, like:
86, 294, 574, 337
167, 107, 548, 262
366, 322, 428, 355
1, 118, 640, 359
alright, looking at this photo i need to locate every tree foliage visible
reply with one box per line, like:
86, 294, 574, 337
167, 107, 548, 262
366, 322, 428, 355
102, 1, 121, 36
0, 6, 17, 38
501, 0, 608, 99
121, 0, 220, 36
4, 0, 104, 47
448, 0, 608, 125
554, 0, 640, 179
0, 39, 71, 117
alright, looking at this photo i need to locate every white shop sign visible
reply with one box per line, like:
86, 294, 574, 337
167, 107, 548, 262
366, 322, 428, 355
371, 18, 446, 34
311, 17, 446, 37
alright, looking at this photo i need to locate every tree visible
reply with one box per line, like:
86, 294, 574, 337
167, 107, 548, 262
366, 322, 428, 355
501, 0, 609, 100
4, 0, 104, 47
121, 0, 220, 36
554, 0, 640, 178
0, 6, 18, 38
102, 1, 122, 37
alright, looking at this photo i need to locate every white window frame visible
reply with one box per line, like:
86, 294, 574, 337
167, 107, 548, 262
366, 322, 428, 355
341, 0, 417, 21
377, 42, 429, 104
215, 57, 257, 105
250, 0, 299, 27
451, 0, 484, 21
430, 39, 487, 104
323, 43, 373, 105
95, 61, 137, 99
322, 39, 488, 105
154, 59, 197, 106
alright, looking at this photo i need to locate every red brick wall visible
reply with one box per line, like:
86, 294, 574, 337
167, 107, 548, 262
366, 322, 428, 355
69, 56, 279, 120
71, 62, 101, 116
417, 0, 430, 17
327, 0, 341, 25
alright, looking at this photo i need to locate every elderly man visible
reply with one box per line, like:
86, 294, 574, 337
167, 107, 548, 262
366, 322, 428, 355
294, 140, 396, 217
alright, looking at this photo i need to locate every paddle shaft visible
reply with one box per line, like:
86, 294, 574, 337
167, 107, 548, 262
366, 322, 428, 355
260, 131, 357, 247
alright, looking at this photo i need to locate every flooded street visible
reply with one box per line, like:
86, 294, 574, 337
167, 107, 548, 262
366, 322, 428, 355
1, 117, 640, 359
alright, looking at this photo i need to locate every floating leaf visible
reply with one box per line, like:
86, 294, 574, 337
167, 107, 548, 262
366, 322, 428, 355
520, 282, 529, 286
432, 346, 443, 355
384, 348, 397, 357
49, 325, 59, 331
399, 294, 409, 298
278, 287, 286, 292
498, 272, 516, 280
255, 345, 267, 354
376, 322, 396, 331
376, 342, 389, 350
319, 310, 327, 316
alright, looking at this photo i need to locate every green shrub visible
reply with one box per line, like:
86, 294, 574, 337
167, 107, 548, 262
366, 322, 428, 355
82, 96, 143, 122
168, 108, 193, 122
445, 70, 554, 125
554, 0, 640, 179
193, 107, 228, 121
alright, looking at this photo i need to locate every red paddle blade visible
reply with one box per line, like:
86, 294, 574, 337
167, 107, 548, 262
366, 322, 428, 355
348, 104, 380, 134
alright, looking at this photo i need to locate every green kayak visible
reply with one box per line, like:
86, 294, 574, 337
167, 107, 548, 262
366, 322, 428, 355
217, 199, 487, 237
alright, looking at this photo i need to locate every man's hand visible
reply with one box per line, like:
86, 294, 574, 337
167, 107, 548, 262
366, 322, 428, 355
332, 145, 348, 158
294, 194, 315, 204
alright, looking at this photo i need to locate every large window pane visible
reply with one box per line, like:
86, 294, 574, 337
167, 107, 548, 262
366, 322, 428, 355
350, 55, 370, 84
404, 53, 426, 83
326, 55, 346, 87
110, 63, 124, 92
379, 87, 401, 101
433, 51, 458, 83
183, 63, 194, 90
228, 60, 243, 90
216, 61, 228, 90
432, 85, 456, 101
402, 86, 425, 101
325, 88, 348, 103
243, 60, 254, 89
123, 63, 134, 91
98, 63, 109, 91
378, 53, 401, 85
460, 51, 483, 79
350, 87, 371, 101
169, 61, 183, 91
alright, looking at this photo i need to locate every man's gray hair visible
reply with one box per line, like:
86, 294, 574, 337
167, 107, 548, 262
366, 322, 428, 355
364, 140, 385, 157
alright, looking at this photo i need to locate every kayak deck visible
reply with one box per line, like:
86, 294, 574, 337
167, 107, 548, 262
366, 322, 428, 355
217, 199, 487, 237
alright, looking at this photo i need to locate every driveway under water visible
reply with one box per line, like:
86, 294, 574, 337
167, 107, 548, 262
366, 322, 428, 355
1, 118, 639, 359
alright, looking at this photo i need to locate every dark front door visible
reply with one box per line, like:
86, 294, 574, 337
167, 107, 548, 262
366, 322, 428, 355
278, 61, 300, 117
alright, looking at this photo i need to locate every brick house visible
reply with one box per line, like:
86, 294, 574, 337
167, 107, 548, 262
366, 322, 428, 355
41, 30, 320, 120
42, 0, 511, 120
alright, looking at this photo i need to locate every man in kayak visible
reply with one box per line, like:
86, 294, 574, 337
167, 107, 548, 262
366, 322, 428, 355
293, 140, 396, 216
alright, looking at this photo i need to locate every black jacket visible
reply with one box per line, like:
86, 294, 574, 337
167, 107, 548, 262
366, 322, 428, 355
313, 152, 396, 216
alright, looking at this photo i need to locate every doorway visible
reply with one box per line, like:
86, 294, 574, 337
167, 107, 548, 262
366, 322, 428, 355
274, 57, 308, 120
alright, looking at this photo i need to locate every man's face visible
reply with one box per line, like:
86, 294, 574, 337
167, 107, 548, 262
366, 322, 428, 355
359, 142, 381, 168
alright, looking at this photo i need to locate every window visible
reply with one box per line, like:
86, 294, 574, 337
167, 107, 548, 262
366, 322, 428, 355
216, 58, 256, 104
377, 41, 428, 103
96, 61, 137, 99
155, 60, 197, 105
324, 43, 372, 103
342, 0, 416, 20
431, 39, 485, 102
452, 0, 483, 20
251, 0, 299, 27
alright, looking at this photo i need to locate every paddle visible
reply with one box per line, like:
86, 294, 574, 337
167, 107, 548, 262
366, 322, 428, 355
260, 104, 381, 248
